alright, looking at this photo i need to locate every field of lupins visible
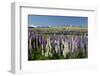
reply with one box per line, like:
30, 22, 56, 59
28, 27, 88, 60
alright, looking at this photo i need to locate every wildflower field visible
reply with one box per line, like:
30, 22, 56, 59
28, 26, 88, 60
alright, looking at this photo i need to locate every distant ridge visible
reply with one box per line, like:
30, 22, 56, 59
28, 24, 87, 28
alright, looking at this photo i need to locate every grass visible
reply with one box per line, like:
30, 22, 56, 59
29, 26, 87, 32
29, 49, 88, 60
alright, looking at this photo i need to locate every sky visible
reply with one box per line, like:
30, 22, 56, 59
28, 15, 88, 28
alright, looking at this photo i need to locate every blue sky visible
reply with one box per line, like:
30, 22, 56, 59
28, 15, 88, 28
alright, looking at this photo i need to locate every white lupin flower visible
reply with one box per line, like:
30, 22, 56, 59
63, 39, 70, 58
45, 37, 52, 57
41, 44, 44, 56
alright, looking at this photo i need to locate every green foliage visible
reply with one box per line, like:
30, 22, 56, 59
29, 48, 88, 60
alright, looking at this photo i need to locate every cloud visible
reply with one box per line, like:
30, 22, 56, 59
28, 24, 37, 28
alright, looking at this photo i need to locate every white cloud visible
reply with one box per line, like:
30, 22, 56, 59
29, 24, 37, 28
